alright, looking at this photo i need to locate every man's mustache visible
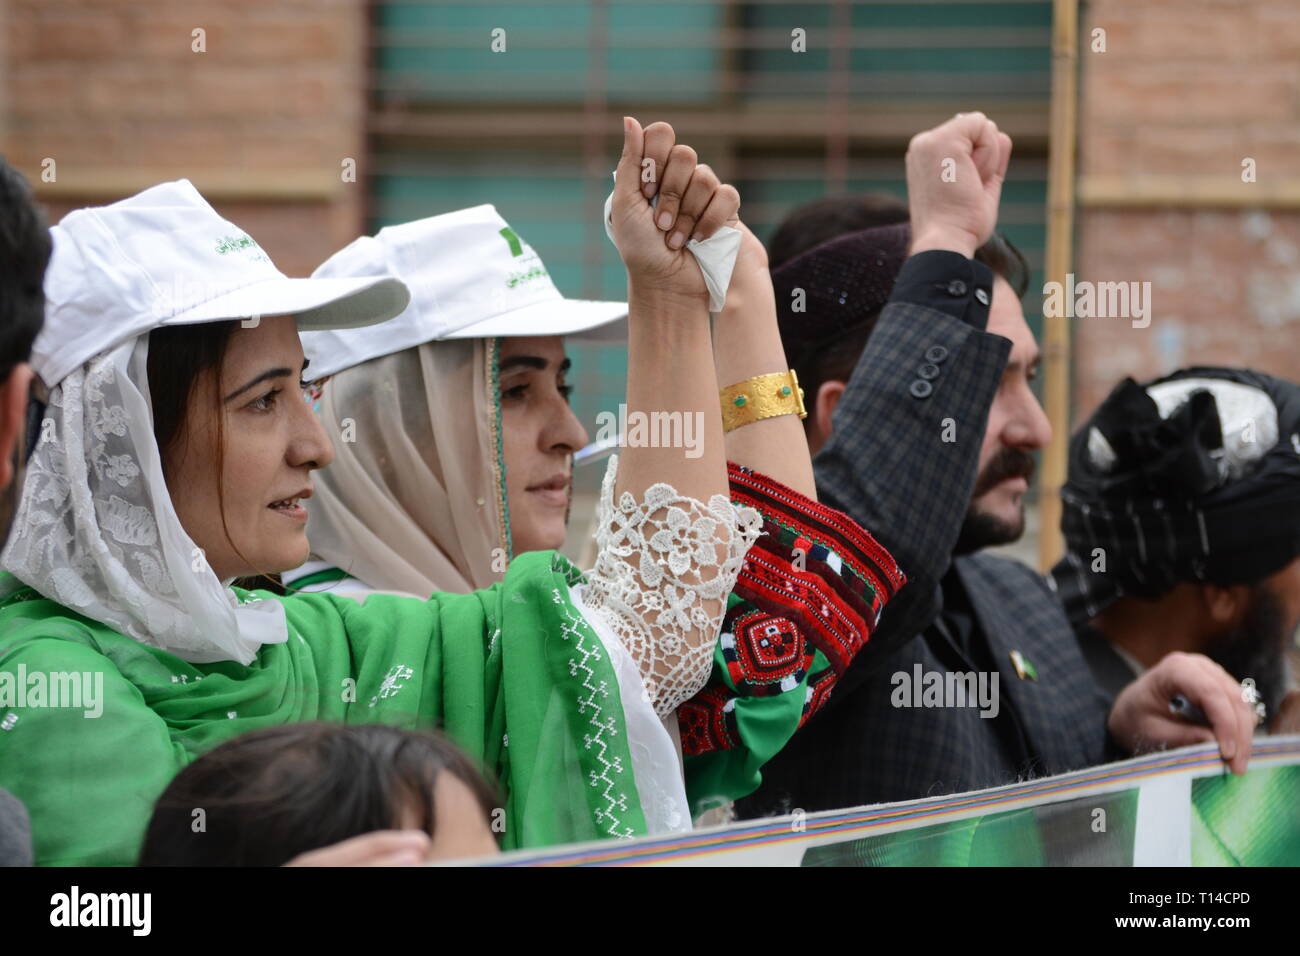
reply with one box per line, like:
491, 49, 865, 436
972, 447, 1036, 497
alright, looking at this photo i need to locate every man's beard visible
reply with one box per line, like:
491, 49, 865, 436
1203, 583, 1293, 723
953, 446, 1036, 555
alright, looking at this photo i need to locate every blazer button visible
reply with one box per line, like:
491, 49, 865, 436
975, 287, 990, 306
925, 345, 949, 363
946, 279, 967, 296
909, 379, 933, 399
918, 363, 940, 381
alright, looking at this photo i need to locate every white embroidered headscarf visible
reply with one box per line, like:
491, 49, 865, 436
0, 336, 287, 664
0, 180, 409, 665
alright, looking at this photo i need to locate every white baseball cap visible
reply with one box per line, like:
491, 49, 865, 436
301, 204, 627, 380
36, 179, 411, 387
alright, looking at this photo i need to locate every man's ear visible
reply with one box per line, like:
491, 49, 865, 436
1199, 581, 1251, 629
0, 363, 32, 491
813, 379, 846, 443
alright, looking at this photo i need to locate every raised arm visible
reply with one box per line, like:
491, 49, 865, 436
580, 119, 760, 716
608, 118, 731, 512
711, 221, 817, 498
813, 114, 1015, 671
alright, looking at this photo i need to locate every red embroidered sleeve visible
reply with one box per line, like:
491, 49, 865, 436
678, 462, 904, 760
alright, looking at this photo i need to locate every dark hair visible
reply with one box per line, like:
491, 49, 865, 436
140, 723, 501, 866
0, 158, 50, 382
768, 193, 909, 270
975, 231, 1031, 300
786, 221, 1030, 416
147, 321, 238, 466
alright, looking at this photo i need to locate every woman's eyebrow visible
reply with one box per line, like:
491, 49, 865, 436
498, 356, 573, 374
498, 355, 548, 373
224, 367, 293, 402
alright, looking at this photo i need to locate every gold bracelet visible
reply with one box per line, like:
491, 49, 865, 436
720, 370, 807, 433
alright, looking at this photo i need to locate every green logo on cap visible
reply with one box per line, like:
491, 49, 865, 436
498, 225, 549, 289
215, 234, 262, 256
499, 226, 524, 257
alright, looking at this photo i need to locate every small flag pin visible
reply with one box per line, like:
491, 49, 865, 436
1010, 650, 1038, 681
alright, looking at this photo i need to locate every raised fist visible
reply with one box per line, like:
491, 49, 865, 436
609, 117, 740, 301
905, 112, 1012, 257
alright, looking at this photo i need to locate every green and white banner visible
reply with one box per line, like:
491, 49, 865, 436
487, 736, 1300, 866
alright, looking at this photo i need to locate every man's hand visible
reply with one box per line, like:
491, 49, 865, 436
905, 112, 1012, 258
283, 830, 432, 867
609, 117, 740, 303
1108, 652, 1259, 775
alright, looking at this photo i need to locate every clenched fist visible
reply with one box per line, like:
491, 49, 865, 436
906, 111, 1012, 258
609, 117, 740, 302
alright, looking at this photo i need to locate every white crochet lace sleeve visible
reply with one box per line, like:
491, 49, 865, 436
573, 454, 762, 718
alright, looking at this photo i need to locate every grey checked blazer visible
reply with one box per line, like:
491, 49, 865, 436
738, 283, 1114, 815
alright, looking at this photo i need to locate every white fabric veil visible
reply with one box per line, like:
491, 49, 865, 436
0, 336, 287, 665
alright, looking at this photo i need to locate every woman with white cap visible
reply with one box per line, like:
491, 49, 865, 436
280, 202, 617, 601
0, 120, 771, 863
289, 124, 905, 819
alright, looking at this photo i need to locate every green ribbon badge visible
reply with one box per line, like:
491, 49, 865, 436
1010, 649, 1038, 681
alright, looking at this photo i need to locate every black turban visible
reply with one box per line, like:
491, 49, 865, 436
1051, 367, 1300, 626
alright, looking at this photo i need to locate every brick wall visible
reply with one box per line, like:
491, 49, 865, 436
1074, 0, 1300, 418
1, 0, 368, 277
4, 1, 1295, 413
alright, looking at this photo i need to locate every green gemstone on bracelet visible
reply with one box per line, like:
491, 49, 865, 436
733, 395, 747, 407
780, 386, 792, 396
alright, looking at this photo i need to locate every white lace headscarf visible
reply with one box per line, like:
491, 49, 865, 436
0, 334, 287, 665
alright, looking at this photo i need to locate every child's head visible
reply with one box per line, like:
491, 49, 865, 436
140, 723, 501, 866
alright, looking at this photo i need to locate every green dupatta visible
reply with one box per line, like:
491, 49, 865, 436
0, 550, 644, 865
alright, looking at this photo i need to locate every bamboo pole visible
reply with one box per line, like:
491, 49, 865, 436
1037, 0, 1079, 571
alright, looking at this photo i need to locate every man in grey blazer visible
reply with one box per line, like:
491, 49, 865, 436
739, 114, 1260, 815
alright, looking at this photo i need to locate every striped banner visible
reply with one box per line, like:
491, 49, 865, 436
484, 735, 1300, 866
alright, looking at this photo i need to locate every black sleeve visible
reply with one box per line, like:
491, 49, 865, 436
891, 250, 996, 330
812, 251, 1011, 689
